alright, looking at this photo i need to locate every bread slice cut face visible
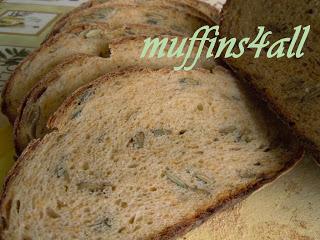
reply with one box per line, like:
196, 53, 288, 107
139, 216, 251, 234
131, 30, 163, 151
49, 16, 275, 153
0, 68, 302, 239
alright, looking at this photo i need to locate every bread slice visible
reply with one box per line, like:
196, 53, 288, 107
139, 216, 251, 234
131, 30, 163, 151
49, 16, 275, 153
14, 36, 216, 153
51, 3, 210, 36
0, 68, 302, 239
52, 0, 218, 33
1, 23, 182, 122
220, 0, 320, 160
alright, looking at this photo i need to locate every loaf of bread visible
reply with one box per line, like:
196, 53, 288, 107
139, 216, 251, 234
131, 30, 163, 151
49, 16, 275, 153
14, 36, 216, 153
221, 0, 320, 160
1, 23, 184, 122
0, 68, 301, 239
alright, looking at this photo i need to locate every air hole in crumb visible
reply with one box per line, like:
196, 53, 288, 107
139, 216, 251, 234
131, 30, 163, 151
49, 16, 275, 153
129, 215, 135, 224
118, 227, 126, 233
82, 162, 90, 170
121, 202, 128, 208
112, 186, 116, 191
46, 207, 60, 219
179, 130, 187, 135
197, 104, 204, 111
16, 200, 20, 214
147, 221, 153, 225
100, 46, 111, 58
133, 225, 141, 232
57, 200, 67, 209
5, 199, 12, 220
128, 164, 138, 168
150, 187, 157, 192
306, 9, 314, 14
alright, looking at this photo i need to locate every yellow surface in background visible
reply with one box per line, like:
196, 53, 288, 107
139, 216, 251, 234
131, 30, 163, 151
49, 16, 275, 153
0, 116, 15, 191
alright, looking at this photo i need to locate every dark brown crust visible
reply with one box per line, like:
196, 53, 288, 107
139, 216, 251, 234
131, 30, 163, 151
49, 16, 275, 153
1, 68, 304, 239
220, 0, 320, 164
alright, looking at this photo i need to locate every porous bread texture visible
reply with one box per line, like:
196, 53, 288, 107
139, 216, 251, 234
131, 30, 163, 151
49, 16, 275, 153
14, 36, 216, 153
51, 3, 210, 37
221, 0, 320, 160
1, 23, 183, 122
1, 68, 302, 239
52, 0, 218, 35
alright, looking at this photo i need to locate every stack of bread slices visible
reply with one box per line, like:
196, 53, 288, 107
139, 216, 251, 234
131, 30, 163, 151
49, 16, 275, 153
0, 1, 304, 239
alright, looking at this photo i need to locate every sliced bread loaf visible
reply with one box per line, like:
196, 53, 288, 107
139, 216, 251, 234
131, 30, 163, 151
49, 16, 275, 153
221, 0, 320, 160
14, 36, 216, 153
50, 3, 209, 36
0, 68, 302, 239
1, 24, 182, 122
